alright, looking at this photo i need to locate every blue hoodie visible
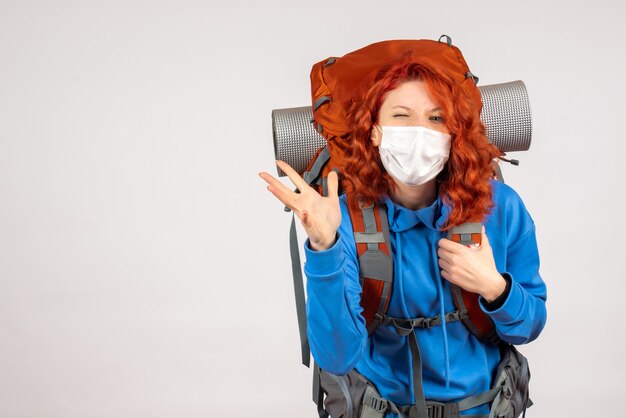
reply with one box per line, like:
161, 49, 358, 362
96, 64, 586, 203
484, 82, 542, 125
304, 180, 547, 416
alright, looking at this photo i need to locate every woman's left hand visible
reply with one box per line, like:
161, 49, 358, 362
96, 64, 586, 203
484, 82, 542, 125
437, 227, 506, 303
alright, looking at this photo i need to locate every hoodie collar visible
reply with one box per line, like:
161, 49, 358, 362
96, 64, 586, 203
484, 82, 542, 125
383, 194, 450, 232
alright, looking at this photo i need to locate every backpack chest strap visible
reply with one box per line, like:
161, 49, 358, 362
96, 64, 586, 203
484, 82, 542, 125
382, 310, 469, 335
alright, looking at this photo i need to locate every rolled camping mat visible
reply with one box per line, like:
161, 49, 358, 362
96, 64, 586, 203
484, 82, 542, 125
272, 80, 532, 177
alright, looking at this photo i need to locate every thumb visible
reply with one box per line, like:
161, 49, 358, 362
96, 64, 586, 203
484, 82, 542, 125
327, 170, 340, 200
480, 225, 492, 250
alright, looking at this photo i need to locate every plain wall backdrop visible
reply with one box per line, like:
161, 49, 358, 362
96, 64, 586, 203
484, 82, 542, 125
1, 0, 625, 416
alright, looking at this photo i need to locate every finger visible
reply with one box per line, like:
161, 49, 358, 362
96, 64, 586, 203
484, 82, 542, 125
438, 237, 465, 253
437, 247, 458, 264
264, 184, 297, 210
258, 171, 275, 184
259, 172, 300, 206
438, 257, 452, 270
259, 171, 291, 193
275, 160, 311, 192
327, 170, 339, 200
260, 175, 303, 210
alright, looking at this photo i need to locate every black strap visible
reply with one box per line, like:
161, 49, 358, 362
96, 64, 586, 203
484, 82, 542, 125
289, 214, 310, 366
408, 332, 429, 418
312, 362, 328, 418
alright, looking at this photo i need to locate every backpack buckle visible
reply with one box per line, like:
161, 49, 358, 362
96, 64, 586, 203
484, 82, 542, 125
412, 314, 439, 329
369, 396, 387, 413
362, 386, 388, 413
421, 315, 438, 329
427, 402, 444, 418
425, 401, 459, 418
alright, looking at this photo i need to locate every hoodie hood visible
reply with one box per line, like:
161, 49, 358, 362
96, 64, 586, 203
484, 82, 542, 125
383, 194, 450, 232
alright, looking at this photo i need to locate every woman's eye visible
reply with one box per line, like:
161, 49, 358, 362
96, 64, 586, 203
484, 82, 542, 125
392, 114, 409, 118
430, 116, 445, 123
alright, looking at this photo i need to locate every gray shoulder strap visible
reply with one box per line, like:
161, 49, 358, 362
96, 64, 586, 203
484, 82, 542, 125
355, 205, 393, 281
353, 203, 393, 334
491, 160, 504, 182
289, 214, 310, 367
303, 146, 331, 186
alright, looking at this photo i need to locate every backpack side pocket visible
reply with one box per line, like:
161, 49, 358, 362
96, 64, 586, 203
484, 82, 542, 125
489, 345, 532, 418
320, 369, 386, 418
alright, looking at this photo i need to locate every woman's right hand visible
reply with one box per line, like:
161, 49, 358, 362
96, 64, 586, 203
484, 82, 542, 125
259, 160, 341, 251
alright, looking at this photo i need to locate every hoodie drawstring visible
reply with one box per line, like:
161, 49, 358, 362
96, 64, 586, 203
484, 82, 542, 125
433, 238, 451, 391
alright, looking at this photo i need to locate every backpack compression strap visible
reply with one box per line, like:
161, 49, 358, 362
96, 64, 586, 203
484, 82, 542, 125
346, 199, 394, 334
447, 222, 500, 344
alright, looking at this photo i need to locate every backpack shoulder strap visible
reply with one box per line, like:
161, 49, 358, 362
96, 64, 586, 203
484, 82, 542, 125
447, 222, 501, 344
346, 197, 394, 334
286, 146, 334, 368
303, 146, 331, 191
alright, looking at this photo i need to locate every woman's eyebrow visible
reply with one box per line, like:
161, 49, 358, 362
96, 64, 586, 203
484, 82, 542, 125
389, 105, 442, 113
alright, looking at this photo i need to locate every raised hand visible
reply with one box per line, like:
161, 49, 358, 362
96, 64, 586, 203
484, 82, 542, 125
259, 161, 341, 251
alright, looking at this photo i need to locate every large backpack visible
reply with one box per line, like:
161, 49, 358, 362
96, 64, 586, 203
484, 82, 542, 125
271, 36, 533, 417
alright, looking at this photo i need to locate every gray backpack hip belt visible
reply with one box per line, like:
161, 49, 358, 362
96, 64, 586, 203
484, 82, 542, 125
318, 343, 532, 418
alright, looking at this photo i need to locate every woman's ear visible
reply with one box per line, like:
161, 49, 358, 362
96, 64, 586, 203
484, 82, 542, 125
371, 125, 382, 147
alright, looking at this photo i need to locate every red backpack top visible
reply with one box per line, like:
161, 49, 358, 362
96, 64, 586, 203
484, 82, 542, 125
307, 36, 482, 194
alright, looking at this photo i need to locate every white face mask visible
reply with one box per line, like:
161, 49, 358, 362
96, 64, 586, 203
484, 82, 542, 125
377, 125, 451, 186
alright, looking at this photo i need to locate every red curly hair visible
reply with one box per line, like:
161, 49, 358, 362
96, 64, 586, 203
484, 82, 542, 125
343, 61, 503, 229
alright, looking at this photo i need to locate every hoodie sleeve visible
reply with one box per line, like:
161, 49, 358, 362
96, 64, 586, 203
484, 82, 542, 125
480, 182, 548, 344
304, 197, 368, 375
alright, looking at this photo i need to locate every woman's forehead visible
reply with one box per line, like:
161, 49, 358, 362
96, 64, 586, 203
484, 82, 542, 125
380, 80, 441, 112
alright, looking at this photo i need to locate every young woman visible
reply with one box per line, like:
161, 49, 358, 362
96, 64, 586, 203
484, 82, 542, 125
260, 44, 547, 418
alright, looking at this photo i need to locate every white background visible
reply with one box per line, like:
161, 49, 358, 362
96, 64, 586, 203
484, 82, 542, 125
1, 0, 625, 417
